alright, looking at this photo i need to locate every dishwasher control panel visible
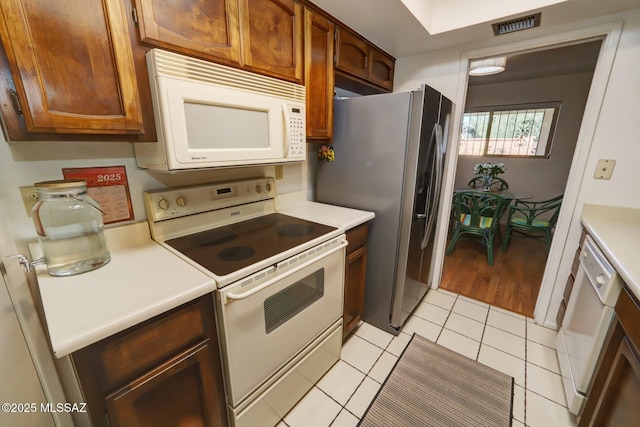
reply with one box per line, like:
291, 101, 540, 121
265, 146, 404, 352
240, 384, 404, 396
580, 235, 622, 306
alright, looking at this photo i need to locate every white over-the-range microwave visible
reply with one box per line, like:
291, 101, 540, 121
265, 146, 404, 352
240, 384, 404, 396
134, 49, 306, 171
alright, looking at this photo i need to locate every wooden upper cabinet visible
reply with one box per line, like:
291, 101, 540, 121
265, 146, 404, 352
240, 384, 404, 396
0, 0, 149, 139
304, 8, 334, 141
240, 0, 303, 83
335, 26, 395, 93
369, 47, 394, 91
334, 27, 369, 81
133, 0, 242, 66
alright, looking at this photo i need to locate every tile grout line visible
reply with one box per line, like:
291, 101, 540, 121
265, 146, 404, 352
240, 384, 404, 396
333, 332, 389, 421
475, 304, 491, 361
438, 294, 457, 341
434, 293, 459, 342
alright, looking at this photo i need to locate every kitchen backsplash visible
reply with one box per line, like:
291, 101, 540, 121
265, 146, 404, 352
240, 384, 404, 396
0, 136, 314, 252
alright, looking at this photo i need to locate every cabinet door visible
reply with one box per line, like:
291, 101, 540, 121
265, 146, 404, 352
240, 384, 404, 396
369, 47, 394, 91
334, 27, 369, 81
134, 0, 241, 66
0, 0, 145, 136
304, 9, 334, 141
240, 0, 303, 83
106, 340, 227, 427
343, 245, 367, 339
586, 335, 640, 427
579, 288, 640, 427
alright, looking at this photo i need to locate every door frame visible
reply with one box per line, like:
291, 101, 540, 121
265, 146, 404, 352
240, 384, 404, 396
431, 20, 623, 327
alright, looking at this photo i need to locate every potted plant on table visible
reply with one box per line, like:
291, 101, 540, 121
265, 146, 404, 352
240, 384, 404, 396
473, 162, 506, 191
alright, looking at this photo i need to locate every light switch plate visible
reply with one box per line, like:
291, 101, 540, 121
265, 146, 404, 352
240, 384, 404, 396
594, 159, 616, 179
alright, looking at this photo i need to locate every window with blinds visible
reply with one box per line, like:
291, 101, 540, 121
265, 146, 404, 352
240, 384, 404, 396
459, 102, 561, 158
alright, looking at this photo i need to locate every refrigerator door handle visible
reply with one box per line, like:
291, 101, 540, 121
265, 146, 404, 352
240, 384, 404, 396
421, 123, 443, 250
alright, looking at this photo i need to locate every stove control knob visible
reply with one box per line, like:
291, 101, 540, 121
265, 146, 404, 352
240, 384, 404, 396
255, 185, 262, 193
176, 195, 187, 207
158, 198, 170, 210
266, 183, 272, 192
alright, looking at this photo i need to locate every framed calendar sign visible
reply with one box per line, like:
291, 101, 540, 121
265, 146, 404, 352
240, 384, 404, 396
62, 166, 134, 225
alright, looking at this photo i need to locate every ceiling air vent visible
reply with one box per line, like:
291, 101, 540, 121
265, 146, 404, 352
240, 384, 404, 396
492, 13, 541, 36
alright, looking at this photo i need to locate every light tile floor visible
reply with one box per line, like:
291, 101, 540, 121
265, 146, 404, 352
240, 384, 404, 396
280, 288, 577, 427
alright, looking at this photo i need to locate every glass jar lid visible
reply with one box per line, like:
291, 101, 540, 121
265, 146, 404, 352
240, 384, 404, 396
34, 179, 87, 189
34, 179, 88, 197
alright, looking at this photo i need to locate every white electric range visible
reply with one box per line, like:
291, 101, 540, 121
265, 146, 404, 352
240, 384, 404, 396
144, 177, 347, 427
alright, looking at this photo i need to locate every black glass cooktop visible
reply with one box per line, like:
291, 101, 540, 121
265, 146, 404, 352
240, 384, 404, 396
166, 213, 337, 276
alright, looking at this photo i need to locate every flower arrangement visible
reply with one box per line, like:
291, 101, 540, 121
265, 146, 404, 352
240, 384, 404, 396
473, 162, 506, 178
317, 145, 335, 162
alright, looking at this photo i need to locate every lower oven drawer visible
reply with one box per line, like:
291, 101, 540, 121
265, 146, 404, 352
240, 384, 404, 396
231, 320, 342, 427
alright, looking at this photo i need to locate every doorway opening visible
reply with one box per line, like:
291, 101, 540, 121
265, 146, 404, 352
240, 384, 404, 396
440, 39, 602, 317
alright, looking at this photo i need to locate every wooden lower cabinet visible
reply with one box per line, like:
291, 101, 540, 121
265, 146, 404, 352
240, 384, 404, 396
343, 223, 368, 340
557, 233, 585, 328
106, 341, 221, 427
73, 296, 227, 427
579, 287, 640, 426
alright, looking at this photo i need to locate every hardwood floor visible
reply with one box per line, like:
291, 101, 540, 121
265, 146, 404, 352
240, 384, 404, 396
440, 229, 548, 317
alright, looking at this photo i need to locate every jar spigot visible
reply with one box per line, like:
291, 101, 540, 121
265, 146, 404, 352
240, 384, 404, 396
6, 254, 45, 273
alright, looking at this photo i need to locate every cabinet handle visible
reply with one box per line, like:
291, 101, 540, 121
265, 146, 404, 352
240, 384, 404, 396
8, 89, 23, 117
363, 55, 368, 69
130, 4, 139, 24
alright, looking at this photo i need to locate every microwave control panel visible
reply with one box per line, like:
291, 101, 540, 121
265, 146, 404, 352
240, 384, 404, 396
286, 105, 305, 158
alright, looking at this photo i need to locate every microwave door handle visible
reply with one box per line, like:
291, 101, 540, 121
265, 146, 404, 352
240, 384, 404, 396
222, 240, 348, 303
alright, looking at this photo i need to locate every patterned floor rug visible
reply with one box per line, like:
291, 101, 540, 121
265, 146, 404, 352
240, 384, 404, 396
359, 334, 513, 426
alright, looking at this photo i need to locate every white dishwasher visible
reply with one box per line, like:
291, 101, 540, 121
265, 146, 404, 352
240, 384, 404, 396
556, 234, 623, 415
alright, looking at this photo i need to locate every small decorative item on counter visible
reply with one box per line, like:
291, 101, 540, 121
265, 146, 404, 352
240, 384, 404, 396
317, 145, 335, 162
473, 162, 506, 191
32, 180, 110, 276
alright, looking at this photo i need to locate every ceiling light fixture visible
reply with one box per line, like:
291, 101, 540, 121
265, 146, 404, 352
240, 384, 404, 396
469, 57, 507, 76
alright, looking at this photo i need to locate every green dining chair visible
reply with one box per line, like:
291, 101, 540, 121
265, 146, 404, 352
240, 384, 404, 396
446, 191, 509, 266
468, 176, 509, 191
501, 194, 564, 252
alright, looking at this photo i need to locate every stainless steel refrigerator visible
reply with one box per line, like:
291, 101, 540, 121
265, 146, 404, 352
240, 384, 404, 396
316, 85, 453, 334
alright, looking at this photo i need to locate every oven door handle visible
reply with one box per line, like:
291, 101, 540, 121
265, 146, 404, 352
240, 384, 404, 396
222, 240, 348, 303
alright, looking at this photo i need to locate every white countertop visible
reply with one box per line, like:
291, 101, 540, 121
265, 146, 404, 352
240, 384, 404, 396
581, 204, 640, 299
277, 199, 375, 231
31, 222, 215, 358
32, 199, 374, 358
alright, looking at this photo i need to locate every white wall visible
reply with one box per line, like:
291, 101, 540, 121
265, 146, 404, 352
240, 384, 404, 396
396, 9, 640, 209
394, 8, 640, 326
456, 72, 594, 202
0, 137, 311, 253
